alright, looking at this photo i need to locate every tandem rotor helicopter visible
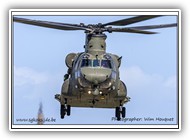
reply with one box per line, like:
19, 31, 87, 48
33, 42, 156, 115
13, 15, 177, 121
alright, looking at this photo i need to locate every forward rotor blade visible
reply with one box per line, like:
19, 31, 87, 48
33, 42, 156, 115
110, 28, 157, 34
13, 17, 92, 31
128, 23, 177, 30
102, 15, 161, 26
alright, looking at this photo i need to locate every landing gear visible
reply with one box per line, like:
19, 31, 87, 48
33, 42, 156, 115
121, 107, 126, 118
60, 105, 66, 119
60, 104, 71, 119
67, 105, 71, 116
115, 106, 126, 121
115, 107, 121, 121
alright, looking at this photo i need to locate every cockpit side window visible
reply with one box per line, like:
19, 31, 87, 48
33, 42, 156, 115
101, 60, 112, 68
81, 59, 92, 67
93, 60, 100, 67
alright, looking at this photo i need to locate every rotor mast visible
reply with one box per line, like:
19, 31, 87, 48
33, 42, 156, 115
85, 33, 107, 56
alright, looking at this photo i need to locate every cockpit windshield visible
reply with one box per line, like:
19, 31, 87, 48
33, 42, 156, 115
81, 59, 112, 69
101, 60, 112, 68
81, 59, 92, 67
93, 60, 100, 67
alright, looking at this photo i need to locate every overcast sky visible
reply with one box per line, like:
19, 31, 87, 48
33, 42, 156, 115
13, 13, 178, 125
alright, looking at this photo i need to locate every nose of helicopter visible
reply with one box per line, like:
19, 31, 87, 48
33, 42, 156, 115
81, 67, 111, 85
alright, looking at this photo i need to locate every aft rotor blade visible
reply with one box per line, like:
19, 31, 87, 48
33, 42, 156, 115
102, 15, 161, 26
128, 23, 177, 30
110, 28, 157, 34
13, 17, 92, 31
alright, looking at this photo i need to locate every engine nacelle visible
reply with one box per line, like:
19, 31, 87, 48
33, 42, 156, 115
65, 53, 76, 68
117, 81, 127, 97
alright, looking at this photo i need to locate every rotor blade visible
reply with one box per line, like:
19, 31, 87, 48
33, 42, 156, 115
102, 15, 162, 26
110, 28, 157, 34
128, 23, 177, 30
13, 17, 92, 31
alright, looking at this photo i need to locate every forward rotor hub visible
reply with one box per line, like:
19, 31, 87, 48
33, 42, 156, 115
86, 23, 105, 34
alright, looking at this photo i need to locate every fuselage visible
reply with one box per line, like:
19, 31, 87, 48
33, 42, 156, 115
59, 33, 128, 108
61, 52, 127, 108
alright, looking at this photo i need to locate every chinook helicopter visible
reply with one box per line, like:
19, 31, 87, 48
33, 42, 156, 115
13, 15, 177, 121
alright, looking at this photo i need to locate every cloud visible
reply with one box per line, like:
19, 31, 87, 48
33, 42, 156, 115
164, 75, 177, 88
120, 66, 163, 88
120, 65, 177, 93
14, 66, 49, 86
119, 65, 177, 118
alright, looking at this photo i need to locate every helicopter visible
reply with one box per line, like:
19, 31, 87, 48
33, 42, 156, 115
13, 15, 177, 121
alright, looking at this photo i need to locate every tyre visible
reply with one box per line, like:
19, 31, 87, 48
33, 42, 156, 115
67, 105, 71, 116
117, 115, 121, 121
115, 107, 121, 120
121, 107, 126, 118
60, 105, 66, 119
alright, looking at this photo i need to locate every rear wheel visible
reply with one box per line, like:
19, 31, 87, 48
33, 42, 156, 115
115, 107, 119, 117
115, 107, 121, 121
121, 107, 126, 118
60, 105, 66, 119
67, 105, 71, 116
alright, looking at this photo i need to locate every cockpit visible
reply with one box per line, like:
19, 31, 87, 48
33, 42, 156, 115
81, 59, 112, 69
76, 53, 116, 86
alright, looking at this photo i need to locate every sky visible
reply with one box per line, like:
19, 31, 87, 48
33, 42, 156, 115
12, 13, 178, 125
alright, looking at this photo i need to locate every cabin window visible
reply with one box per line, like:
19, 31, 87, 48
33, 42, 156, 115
81, 59, 92, 67
101, 60, 112, 68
